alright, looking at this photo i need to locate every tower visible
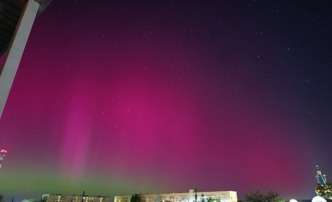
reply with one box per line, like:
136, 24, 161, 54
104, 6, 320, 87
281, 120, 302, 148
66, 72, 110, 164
0, 149, 7, 168
315, 165, 332, 200
316, 165, 327, 186
0, 0, 53, 118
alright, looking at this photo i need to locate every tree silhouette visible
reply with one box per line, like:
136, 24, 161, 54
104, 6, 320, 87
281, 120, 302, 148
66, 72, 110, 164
130, 193, 141, 202
244, 189, 282, 202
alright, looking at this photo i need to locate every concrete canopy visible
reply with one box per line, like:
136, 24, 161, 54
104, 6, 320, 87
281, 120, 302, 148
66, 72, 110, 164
4, 0, 53, 14
0, 0, 52, 55
1, 0, 53, 118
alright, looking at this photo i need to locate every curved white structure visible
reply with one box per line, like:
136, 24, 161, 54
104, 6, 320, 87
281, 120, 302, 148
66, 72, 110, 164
312, 196, 327, 202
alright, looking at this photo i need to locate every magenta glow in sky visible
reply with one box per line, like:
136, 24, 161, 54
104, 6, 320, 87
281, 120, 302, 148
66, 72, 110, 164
0, 0, 331, 200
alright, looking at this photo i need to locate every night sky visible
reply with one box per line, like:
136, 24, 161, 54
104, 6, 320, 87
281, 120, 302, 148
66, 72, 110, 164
0, 0, 331, 200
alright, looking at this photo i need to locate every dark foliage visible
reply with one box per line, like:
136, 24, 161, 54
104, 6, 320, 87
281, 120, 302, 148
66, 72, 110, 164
244, 189, 280, 202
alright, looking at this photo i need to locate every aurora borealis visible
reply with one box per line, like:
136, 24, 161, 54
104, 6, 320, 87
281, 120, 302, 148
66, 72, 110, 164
0, 0, 331, 200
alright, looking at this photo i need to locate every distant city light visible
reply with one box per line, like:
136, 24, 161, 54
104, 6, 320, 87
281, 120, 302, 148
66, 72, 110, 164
0, 149, 7, 154
0, 148, 7, 168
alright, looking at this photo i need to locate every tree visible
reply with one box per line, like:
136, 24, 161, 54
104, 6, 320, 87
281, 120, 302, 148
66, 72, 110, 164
264, 190, 280, 202
244, 189, 281, 202
40, 196, 48, 202
130, 193, 141, 202
201, 194, 205, 202
245, 189, 264, 202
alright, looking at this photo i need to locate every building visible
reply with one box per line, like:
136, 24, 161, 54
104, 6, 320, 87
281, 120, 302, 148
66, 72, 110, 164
114, 189, 237, 202
41, 194, 110, 202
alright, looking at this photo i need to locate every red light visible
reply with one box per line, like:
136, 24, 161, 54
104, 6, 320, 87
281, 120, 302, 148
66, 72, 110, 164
0, 149, 7, 154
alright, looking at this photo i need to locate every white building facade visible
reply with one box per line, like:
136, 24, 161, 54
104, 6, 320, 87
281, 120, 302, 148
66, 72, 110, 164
41, 194, 109, 202
114, 189, 237, 202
